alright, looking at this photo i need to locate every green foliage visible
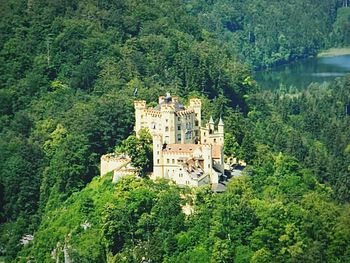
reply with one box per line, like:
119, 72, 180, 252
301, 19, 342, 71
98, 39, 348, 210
4, 154, 348, 263
188, 0, 339, 68
330, 7, 350, 46
224, 132, 239, 157
118, 129, 153, 176
0, 0, 349, 261
242, 77, 350, 202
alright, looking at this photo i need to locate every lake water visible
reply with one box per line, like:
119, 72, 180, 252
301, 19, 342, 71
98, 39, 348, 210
254, 55, 350, 89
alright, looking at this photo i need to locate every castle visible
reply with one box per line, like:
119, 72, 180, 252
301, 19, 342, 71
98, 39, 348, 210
101, 94, 225, 187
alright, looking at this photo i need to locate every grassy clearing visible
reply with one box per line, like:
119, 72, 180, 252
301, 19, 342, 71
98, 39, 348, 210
318, 47, 350, 57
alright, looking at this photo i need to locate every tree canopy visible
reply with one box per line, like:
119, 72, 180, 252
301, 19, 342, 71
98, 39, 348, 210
0, 0, 349, 262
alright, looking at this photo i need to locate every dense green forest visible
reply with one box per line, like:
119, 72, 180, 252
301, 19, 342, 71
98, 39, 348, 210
188, 0, 350, 68
0, 0, 350, 262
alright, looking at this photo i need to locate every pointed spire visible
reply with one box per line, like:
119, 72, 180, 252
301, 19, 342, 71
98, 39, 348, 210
218, 117, 224, 126
209, 116, 214, 124
218, 117, 224, 134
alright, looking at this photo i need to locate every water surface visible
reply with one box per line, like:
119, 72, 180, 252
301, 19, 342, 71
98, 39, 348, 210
254, 55, 350, 89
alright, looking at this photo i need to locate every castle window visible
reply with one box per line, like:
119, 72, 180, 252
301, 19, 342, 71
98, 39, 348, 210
178, 117, 180, 121
204, 132, 206, 136
167, 159, 170, 164
166, 119, 168, 122
214, 139, 217, 143
208, 164, 210, 168
157, 159, 160, 164
165, 126, 169, 131
172, 159, 175, 164
204, 139, 207, 143
141, 115, 144, 119
177, 125, 180, 131
195, 120, 199, 126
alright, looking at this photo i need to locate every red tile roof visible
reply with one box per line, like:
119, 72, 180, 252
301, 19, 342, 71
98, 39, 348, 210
212, 145, 222, 159
163, 144, 201, 153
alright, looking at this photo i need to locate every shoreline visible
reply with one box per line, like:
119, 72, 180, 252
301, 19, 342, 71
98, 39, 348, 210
317, 47, 350, 57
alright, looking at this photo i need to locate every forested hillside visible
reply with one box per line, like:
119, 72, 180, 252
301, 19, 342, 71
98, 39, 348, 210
331, 5, 350, 46
187, 0, 343, 68
0, 1, 253, 260
13, 169, 350, 262
0, 0, 350, 262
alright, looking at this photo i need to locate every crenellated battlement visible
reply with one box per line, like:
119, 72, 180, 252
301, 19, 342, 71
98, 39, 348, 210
100, 154, 131, 176
189, 98, 202, 106
175, 109, 195, 116
134, 100, 146, 109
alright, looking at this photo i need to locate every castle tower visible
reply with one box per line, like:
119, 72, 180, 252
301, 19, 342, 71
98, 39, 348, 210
134, 100, 146, 135
202, 144, 219, 184
209, 116, 214, 133
152, 134, 164, 179
160, 102, 176, 144
218, 117, 224, 145
189, 98, 202, 142
181, 121, 186, 144
203, 144, 212, 175
189, 98, 202, 127
218, 117, 224, 134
